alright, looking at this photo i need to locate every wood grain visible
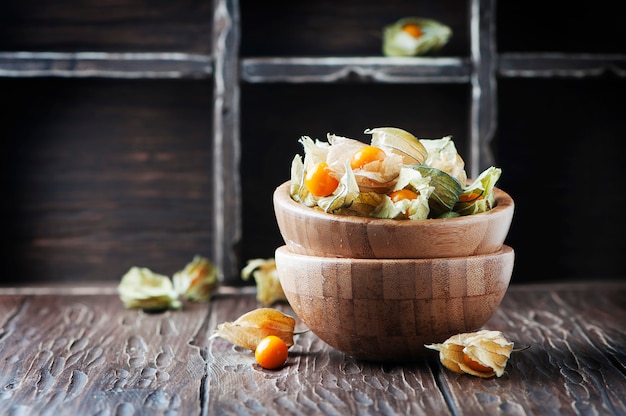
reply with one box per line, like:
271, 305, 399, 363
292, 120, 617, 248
273, 181, 515, 260
439, 284, 626, 415
0, 294, 208, 415
0, 283, 623, 415
0, 0, 212, 53
0, 78, 214, 285
275, 245, 514, 362
202, 295, 451, 415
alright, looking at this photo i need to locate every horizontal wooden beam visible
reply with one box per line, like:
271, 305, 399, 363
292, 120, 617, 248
0, 51, 213, 78
498, 53, 626, 78
241, 56, 471, 83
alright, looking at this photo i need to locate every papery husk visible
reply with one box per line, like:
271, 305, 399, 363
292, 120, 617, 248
411, 166, 463, 217
334, 191, 386, 217
327, 133, 402, 194
300, 135, 331, 166
289, 154, 307, 204
373, 167, 433, 220
383, 17, 452, 57
241, 258, 288, 306
366, 127, 428, 166
454, 166, 502, 215
212, 308, 296, 351
325, 133, 368, 172
292, 136, 338, 207
118, 266, 181, 311
420, 136, 467, 186
425, 330, 514, 378
172, 255, 218, 302
291, 155, 361, 213
317, 162, 360, 213
121, 295, 181, 311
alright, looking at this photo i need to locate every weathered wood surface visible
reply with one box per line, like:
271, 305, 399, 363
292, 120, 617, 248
0, 290, 208, 415
0, 282, 624, 415
441, 284, 626, 415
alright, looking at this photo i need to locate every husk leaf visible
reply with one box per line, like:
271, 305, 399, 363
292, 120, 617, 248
241, 258, 288, 306
212, 308, 296, 351
366, 127, 428, 166
410, 166, 463, 217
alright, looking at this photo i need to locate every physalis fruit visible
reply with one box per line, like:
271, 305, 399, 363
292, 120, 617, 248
211, 308, 296, 351
425, 330, 514, 378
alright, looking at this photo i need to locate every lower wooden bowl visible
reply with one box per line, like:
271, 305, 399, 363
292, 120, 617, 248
275, 245, 514, 362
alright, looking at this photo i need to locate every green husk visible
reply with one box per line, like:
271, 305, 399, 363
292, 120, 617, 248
454, 166, 502, 215
411, 166, 463, 217
366, 127, 428, 166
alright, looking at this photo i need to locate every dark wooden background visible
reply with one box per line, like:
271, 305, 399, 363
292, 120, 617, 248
1, 0, 624, 285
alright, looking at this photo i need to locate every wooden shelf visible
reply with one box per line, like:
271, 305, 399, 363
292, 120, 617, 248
0, 51, 213, 79
240, 56, 471, 83
498, 53, 626, 78
4, 52, 624, 81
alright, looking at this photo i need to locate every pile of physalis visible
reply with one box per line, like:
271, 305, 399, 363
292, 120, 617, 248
290, 127, 502, 220
211, 308, 301, 370
118, 255, 218, 311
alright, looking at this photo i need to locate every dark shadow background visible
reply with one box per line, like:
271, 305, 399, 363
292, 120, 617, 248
0, 0, 624, 284
239, 0, 626, 284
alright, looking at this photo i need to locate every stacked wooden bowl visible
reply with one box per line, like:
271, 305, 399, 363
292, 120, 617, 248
273, 180, 515, 362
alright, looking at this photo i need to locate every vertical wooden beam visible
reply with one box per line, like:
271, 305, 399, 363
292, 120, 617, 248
470, 0, 498, 177
212, 0, 241, 283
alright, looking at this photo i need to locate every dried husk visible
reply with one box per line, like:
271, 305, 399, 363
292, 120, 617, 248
212, 308, 296, 351
172, 255, 218, 301
317, 162, 361, 213
420, 136, 467, 186
327, 133, 402, 194
425, 330, 514, 378
373, 167, 433, 220
366, 127, 428, 166
383, 17, 452, 57
241, 258, 288, 306
454, 166, 502, 215
118, 267, 181, 311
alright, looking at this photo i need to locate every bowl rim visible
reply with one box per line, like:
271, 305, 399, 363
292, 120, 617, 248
275, 244, 514, 265
274, 180, 514, 228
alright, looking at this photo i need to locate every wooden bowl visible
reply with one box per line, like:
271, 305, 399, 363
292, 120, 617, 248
273, 181, 514, 259
275, 244, 514, 362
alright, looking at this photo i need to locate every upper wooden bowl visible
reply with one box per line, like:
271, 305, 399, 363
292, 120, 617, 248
275, 244, 514, 362
273, 181, 514, 259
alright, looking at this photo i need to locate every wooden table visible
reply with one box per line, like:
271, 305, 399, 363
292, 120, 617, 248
0, 281, 624, 415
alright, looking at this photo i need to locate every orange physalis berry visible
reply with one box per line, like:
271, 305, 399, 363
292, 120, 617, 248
402, 23, 423, 38
458, 190, 484, 203
305, 162, 339, 197
389, 189, 419, 218
350, 146, 386, 170
255, 335, 289, 370
389, 189, 419, 203
463, 353, 493, 373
